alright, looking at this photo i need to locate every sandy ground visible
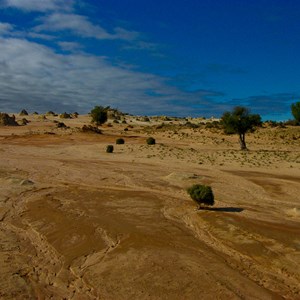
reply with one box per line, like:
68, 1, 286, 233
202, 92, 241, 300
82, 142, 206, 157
0, 113, 300, 299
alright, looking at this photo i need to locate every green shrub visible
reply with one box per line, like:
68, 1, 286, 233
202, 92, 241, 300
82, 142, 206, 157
106, 145, 114, 153
116, 138, 125, 144
146, 137, 156, 145
187, 184, 214, 208
90, 106, 109, 126
60, 112, 72, 119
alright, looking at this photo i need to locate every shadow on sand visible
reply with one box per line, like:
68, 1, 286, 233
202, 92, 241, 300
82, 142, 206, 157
199, 207, 244, 213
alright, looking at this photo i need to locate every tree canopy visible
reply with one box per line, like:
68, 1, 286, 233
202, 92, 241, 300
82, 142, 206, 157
90, 105, 109, 126
187, 184, 214, 208
291, 102, 300, 125
221, 106, 261, 150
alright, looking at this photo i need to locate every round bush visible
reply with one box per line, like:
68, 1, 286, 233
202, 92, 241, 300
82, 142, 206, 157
106, 145, 114, 153
146, 137, 156, 145
116, 138, 125, 144
187, 184, 214, 208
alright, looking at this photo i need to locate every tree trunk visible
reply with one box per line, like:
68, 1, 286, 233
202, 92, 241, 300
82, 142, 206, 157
239, 133, 247, 150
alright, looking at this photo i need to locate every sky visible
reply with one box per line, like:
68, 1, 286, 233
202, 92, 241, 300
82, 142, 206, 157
0, 0, 299, 120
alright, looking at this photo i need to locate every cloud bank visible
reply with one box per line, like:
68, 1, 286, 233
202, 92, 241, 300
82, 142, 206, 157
0, 0, 296, 119
0, 1, 226, 116
0, 0, 74, 12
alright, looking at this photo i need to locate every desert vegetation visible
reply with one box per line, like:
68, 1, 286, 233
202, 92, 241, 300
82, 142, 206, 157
116, 138, 125, 144
291, 101, 300, 125
187, 184, 215, 208
146, 137, 156, 145
221, 106, 261, 150
106, 144, 114, 153
90, 105, 109, 126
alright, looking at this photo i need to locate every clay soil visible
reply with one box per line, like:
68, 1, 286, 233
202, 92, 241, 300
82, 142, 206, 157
0, 114, 300, 299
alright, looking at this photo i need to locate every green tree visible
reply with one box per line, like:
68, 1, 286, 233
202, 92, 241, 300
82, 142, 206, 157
221, 106, 261, 150
187, 184, 214, 209
291, 102, 300, 125
90, 106, 109, 126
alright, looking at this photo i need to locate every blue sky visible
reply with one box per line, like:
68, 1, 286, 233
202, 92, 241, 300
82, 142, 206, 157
0, 0, 299, 120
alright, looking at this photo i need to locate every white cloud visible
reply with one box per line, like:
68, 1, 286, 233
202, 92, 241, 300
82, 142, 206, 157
0, 3, 224, 116
0, 22, 14, 35
35, 13, 139, 41
0, 0, 74, 12
0, 37, 190, 114
58, 41, 83, 52
27, 32, 56, 40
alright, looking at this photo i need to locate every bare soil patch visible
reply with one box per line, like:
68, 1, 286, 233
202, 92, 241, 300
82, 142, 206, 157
0, 114, 299, 299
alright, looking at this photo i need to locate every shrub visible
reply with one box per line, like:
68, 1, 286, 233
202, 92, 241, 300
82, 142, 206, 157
146, 137, 156, 145
56, 122, 67, 128
116, 138, 125, 144
187, 184, 214, 208
19, 109, 28, 116
90, 106, 109, 126
0, 113, 18, 126
284, 119, 298, 126
291, 102, 300, 124
106, 145, 114, 153
46, 111, 56, 116
60, 112, 72, 119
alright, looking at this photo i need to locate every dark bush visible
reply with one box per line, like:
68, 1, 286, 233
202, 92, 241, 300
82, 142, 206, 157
60, 112, 72, 119
146, 137, 156, 145
19, 109, 28, 116
46, 111, 56, 116
116, 138, 125, 144
90, 105, 109, 126
291, 102, 300, 124
0, 113, 18, 126
187, 184, 214, 208
284, 119, 298, 126
106, 145, 114, 153
56, 122, 67, 128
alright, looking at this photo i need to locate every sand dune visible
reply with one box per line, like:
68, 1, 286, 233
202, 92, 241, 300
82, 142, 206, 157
0, 114, 299, 299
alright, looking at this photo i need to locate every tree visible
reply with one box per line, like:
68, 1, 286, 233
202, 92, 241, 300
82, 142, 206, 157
221, 106, 261, 150
187, 184, 214, 209
291, 102, 300, 125
90, 106, 109, 126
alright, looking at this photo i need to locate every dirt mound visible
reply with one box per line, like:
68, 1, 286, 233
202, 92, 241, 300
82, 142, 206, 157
0, 113, 18, 126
